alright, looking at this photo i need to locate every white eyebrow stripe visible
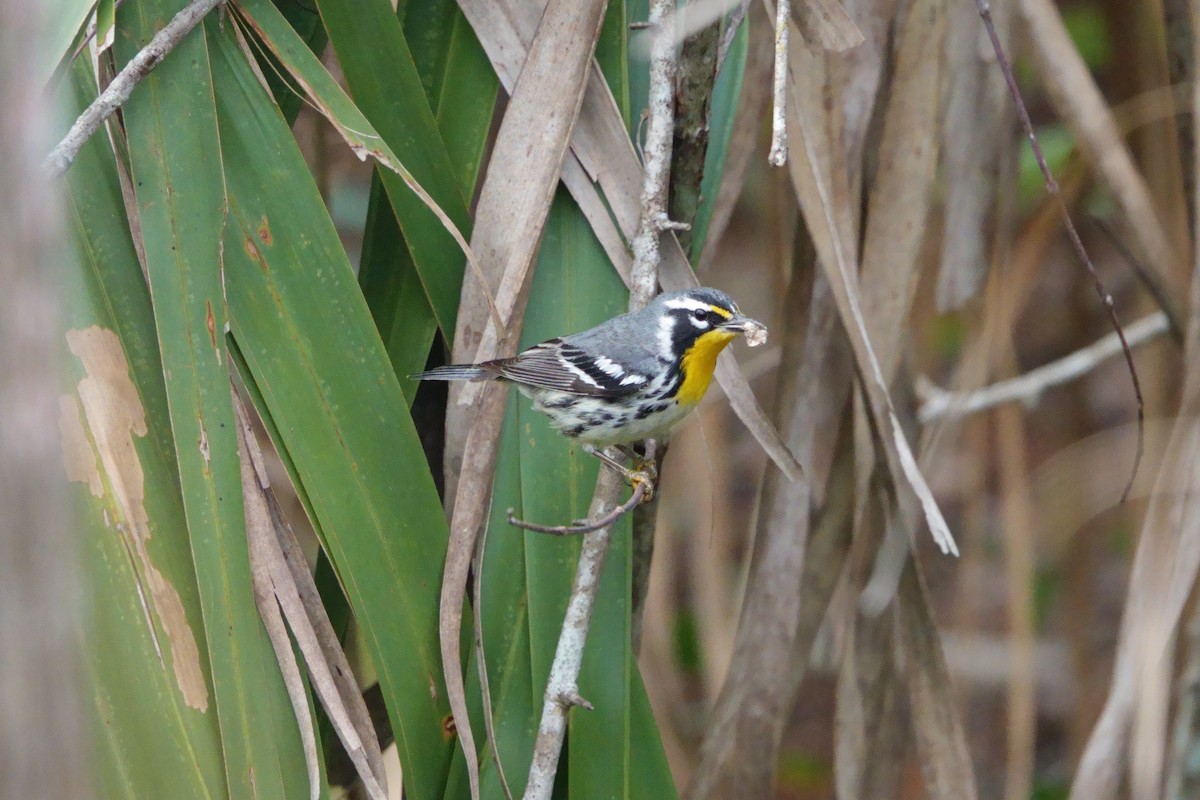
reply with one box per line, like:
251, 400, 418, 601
663, 297, 711, 312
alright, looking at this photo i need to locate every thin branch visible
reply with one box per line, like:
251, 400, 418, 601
520, 464, 631, 799
524, 4, 677, 793
506, 482, 648, 535
973, 0, 1145, 502
767, 0, 789, 166
629, 4, 679, 304
1090, 215, 1187, 343
44, 0, 224, 177
918, 311, 1169, 424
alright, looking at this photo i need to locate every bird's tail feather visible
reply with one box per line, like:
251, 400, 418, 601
411, 364, 492, 382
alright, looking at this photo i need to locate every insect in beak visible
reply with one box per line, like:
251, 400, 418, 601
718, 313, 768, 347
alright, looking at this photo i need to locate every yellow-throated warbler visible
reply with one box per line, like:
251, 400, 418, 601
415, 288, 766, 473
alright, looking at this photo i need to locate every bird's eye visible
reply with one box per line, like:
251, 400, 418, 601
693, 308, 709, 322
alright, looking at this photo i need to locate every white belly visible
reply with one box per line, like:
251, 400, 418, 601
522, 386, 697, 446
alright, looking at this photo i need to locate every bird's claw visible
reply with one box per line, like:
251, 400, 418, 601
627, 469, 655, 503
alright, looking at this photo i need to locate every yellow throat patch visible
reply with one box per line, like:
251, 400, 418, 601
676, 328, 737, 406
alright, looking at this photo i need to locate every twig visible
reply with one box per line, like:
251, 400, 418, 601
917, 311, 1169, 424
1090, 215, 1187, 343
44, 0, 224, 177
973, 0, 1145, 502
506, 482, 648, 535
522, 468, 620, 800
629, 2, 679, 303
767, 0, 789, 166
524, 1, 677, 793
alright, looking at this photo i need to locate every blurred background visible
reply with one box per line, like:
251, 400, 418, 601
39, 0, 1200, 798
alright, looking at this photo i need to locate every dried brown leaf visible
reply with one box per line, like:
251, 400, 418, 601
235, 396, 387, 800
794, 0, 866, 51
697, 1, 775, 271
835, 489, 907, 800
239, 418, 323, 800
995, 402, 1037, 800
436, 2, 611, 796
686, 270, 852, 800
896, 563, 978, 800
784, 6, 958, 555
859, 0, 946, 380
1070, 398, 1200, 800
937, 0, 1012, 310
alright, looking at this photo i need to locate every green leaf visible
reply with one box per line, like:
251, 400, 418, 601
95, 0, 115, 53
114, 5, 309, 797
689, 17, 747, 264
399, 0, 497, 199
207, 22, 455, 800
356, 0, 497, 395
61, 58, 226, 800
358, 172, 437, 402
235, 0, 479, 341
255, 0, 328, 124
313, 0, 476, 337
38, 0, 94, 85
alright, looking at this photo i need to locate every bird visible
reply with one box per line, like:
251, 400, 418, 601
413, 287, 766, 482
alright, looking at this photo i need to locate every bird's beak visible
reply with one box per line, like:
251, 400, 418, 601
719, 313, 768, 347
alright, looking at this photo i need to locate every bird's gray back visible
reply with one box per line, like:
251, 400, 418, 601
559, 303, 666, 374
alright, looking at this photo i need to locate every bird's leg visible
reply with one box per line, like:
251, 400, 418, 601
581, 444, 656, 503
581, 444, 630, 475
611, 443, 658, 486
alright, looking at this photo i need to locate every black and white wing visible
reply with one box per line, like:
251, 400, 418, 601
482, 339, 647, 397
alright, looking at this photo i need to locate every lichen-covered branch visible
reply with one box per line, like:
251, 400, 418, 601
44, 0, 224, 177
523, 0, 678, 794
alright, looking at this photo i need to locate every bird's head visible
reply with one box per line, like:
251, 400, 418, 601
650, 288, 767, 405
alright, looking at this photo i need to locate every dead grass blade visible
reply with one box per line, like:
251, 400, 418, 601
1069, 64, 1200, 782
937, 0, 1012, 310
1070, 402, 1200, 799
697, 1, 774, 271
793, 0, 865, 51
436, 2, 611, 797
996, 402, 1036, 800
236, 395, 387, 800
458, 0, 805, 483
858, 0, 945, 381
654, 0, 862, 55
686, 268, 853, 800
243, 460, 322, 800
784, 2, 958, 555
896, 562, 979, 800
835, 487, 907, 800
